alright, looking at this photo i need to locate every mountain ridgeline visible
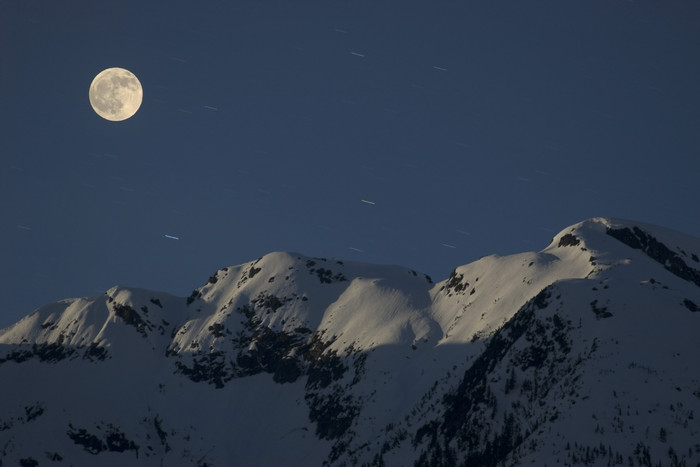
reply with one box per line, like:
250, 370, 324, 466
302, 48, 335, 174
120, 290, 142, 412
1, 218, 699, 466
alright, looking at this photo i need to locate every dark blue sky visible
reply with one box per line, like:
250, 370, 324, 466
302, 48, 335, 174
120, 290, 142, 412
2, 1, 699, 328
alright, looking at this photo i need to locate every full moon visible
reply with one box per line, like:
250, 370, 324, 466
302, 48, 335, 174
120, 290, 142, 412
89, 67, 143, 121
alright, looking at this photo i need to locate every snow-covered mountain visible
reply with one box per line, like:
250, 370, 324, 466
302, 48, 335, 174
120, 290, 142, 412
1, 217, 699, 466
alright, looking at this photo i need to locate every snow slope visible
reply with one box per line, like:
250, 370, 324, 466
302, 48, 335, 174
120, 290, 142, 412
0, 217, 698, 466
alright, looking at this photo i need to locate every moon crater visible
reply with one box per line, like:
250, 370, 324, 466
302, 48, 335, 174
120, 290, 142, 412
89, 67, 143, 121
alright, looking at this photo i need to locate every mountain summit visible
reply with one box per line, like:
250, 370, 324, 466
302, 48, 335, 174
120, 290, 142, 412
1, 217, 698, 466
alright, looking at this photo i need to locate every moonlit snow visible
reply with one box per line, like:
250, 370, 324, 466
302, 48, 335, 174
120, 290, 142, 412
0, 217, 698, 465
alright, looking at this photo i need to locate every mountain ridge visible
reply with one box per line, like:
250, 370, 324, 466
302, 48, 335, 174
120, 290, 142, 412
1, 217, 699, 466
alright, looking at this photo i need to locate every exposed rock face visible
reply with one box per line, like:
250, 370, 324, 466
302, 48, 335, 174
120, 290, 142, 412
606, 225, 700, 286
0, 218, 698, 466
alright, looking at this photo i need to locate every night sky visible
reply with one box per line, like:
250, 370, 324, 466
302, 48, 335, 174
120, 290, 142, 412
2, 1, 699, 328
